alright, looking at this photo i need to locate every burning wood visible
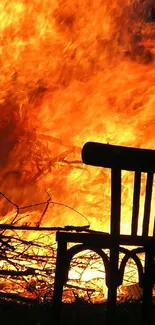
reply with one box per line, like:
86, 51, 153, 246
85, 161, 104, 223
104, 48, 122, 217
0, 190, 144, 303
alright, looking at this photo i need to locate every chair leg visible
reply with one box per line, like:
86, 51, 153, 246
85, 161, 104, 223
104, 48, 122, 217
107, 285, 117, 325
106, 248, 119, 325
142, 284, 152, 325
142, 250, 154, 324
52, 240, 67, 325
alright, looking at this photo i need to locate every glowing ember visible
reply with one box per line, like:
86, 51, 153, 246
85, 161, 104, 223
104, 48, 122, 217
0, 0, 154, 302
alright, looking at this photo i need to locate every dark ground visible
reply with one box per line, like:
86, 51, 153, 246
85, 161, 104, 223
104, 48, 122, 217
0, 298, 155, 325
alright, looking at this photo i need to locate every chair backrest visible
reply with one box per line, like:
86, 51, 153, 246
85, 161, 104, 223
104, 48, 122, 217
82, 142, 155, 238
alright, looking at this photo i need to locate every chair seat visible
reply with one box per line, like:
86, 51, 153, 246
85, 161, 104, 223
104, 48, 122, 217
56, 230, 155, 247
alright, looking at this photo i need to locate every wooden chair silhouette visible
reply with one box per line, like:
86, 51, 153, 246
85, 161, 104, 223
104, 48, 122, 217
52, 142, 155, 324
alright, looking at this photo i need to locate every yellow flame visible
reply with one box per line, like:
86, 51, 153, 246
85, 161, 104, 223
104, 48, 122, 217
0, 0, 154, 301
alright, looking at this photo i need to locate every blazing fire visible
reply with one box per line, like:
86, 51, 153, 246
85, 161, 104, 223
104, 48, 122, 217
0, 0, 155, 303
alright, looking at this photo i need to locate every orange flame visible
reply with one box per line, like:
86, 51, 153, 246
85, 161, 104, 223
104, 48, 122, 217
0, 0, 154, 301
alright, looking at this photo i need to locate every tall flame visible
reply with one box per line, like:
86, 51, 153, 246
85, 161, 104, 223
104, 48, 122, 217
0, 0, 154, 301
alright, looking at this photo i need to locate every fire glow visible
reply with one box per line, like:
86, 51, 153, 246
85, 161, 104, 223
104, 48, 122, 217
0, 0, 155, 303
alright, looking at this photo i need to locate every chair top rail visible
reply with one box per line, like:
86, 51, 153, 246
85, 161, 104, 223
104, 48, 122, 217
82, 142, 155, 173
